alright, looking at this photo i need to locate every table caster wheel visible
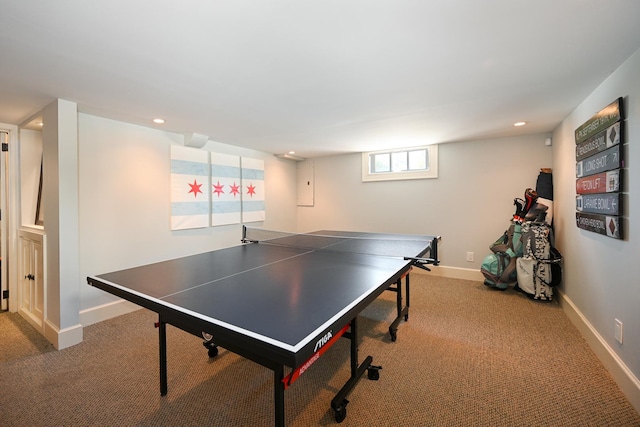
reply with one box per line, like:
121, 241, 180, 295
367, 365, 382, 380
333, 399, 348, 423
203, 340, 218, 358
389, 328, 397, 342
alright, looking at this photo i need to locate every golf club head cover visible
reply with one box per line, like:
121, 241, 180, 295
523, 188, 538, 216
513, 198, 525, 223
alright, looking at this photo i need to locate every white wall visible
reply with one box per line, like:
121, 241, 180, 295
77, 113, 298, 316
552, 47, 640, 398
297, 134, 553, 270
41, 99, 82, 348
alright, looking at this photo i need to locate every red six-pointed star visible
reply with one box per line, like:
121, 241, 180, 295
246, 183, 256, 197
188, 180, 203, 198
213, 180, 225, 197
230, 182, 240, 197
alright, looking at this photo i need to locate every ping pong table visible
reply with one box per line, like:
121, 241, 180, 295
87, 227, 439, 426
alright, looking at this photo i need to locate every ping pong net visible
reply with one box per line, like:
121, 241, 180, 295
242, 226, 439, 267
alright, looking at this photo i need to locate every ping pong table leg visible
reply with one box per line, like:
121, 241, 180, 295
388, 270, 411, 341
406, 273, 411, 317
274, 366, 285, 427
330, 317, 379, 423
158, 315, 168, 396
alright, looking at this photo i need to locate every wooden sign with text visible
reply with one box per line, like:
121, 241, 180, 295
576, 145, 621, 178
576, 169, 620, 194
576, 212, 621, 239
575, 121, 621, 161
575, 98, 623, 144
576, 193, 621, 215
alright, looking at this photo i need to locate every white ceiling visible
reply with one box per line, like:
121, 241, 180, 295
2, 1, 640, 158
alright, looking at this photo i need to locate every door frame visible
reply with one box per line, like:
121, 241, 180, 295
0, 129, 8, 311
0, 123, 21, 313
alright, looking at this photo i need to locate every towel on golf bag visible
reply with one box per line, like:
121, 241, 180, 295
515, 221, 562, 301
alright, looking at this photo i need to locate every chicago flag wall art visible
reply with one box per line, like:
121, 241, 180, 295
170, 145, 266, 230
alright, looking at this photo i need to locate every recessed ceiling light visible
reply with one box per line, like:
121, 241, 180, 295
288, 151, 296, 154
153, 118, 165, 124
275, 153, 305, 161
513, 121, 527, 127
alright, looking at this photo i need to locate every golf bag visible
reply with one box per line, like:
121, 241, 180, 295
481, 222, 523, 290
481, 179, 562, 300
481, 188, 536, 290
515, 221, 562, 301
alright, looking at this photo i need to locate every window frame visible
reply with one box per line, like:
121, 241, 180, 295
361, 144, 438, 182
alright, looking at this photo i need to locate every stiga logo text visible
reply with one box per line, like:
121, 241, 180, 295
314, 330, 333, 352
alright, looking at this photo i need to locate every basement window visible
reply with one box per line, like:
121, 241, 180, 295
362, 145, 438, 182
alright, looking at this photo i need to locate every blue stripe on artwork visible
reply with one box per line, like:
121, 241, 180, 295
242, 200, 265, 212
241, 168, 265, 180
212, 200, 241, 214
171, 201, 210, 215
171, 159, 209, 176
211, 164, 241, 179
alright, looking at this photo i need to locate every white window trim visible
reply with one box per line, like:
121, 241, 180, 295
361, 144, 438, 182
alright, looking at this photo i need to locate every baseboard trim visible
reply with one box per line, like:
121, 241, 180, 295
80, 299, 141, 327
417, 265, 484, 281
557, 288, 640, 414
44, 319, 83, 350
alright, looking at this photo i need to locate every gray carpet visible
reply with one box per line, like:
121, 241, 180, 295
1, 275, 639, 426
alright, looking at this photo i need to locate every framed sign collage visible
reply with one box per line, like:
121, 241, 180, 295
575, 98, 625, 239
